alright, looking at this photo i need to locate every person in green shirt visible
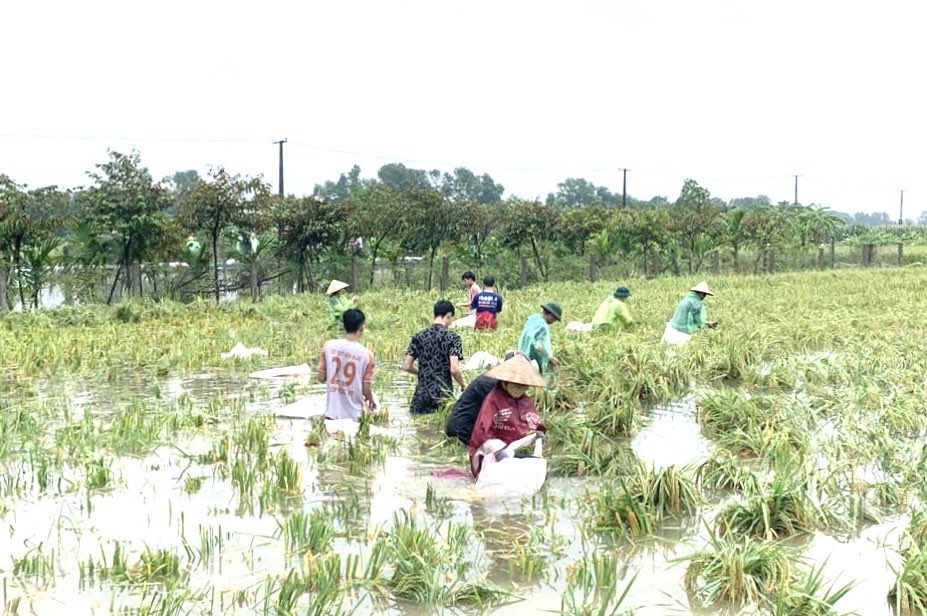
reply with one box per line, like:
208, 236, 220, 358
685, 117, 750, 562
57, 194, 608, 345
326, 280, 358, 325
591, 287, 633, 330
662, 280, 716, 345
517, 303, 561, 374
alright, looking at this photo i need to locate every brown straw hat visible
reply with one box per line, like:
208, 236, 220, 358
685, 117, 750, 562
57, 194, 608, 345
485, 355, 546, 388
326, 280, 350, 296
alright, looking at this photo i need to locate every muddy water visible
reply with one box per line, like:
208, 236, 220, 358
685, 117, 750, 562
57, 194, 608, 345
0, 374, 904, 615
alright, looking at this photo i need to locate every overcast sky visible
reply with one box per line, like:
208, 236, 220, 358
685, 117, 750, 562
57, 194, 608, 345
2, 1, 924, 217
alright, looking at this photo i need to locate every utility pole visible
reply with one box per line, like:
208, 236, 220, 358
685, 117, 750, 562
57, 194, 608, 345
273, 138, 287, 197
621, 168, 627, 208
793, 174, 799, 206
899, 189, 905, 225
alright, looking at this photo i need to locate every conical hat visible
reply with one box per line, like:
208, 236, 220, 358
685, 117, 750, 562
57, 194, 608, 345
485, 355, 546, 388
690, 280, 713, 296
326, 280, 350, 296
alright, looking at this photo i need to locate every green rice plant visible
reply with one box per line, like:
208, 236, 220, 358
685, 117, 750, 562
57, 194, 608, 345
280, 509, 335, 555
376, 511, 509, 607
85, 456, 112, 490
634, 463, 702, 518
715, 471, 824, 540
889, 512, 927, 614
182, 475, 206, 494
585, 480, 655, 539
12, 543, 56, 586
696, 450, 761, 492
683, 532, 793, 607
272, 449, 303, 497
424, 483, 452, 519
562, 551, 636, 616
128, 549, 186, 586
773, 560, 855, 616
482, 522, 567, 582
585, 463, 700, 539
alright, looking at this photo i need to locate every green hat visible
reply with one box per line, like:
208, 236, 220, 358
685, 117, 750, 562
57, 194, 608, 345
541, 303, 562, 321
614, 287, 631, 299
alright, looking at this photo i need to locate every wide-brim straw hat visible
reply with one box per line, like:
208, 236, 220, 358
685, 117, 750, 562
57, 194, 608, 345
326, 280, 350, 296
541, 302, 562, 321
690, 281, 714, 296
485, 355, 546, 388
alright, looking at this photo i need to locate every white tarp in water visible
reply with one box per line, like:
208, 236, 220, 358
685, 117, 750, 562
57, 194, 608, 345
565, 321, 593, 333
249, 364, 312, 379
450, 314, 476, 329
221, 342, 268, 359
464, 351, 499, 371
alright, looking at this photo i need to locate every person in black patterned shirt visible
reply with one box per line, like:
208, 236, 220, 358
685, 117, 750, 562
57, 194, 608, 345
402, 300, 466, 415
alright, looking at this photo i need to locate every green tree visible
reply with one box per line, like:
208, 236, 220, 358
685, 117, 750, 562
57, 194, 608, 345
400, 188, 460, 290
78, 150, 172, 303
440, 167, 505, 204
182, 167, 271, 302
671, 179, 725, 274
499, 199, 558, 281
275, 196, 346, 292
0, 178, 70, 309
348, 185, 404, 286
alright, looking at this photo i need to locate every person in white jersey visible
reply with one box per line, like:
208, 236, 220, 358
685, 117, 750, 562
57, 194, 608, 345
315, 308, 377, 419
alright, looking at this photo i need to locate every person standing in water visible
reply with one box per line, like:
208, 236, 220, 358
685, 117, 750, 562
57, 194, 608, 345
326, 279, 359, 325
468, 354, 546, 477
662, 280, 716, 345
470, 275, 503, 331
402, 300, 466, 415
517, 303, 562, 374
316, 309, 377, 420
459, 271, 481, 314
591, 286, 633, 330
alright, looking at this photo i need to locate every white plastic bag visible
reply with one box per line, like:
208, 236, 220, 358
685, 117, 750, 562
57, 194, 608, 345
661, 322, 692, 346
221, 342, 268, 360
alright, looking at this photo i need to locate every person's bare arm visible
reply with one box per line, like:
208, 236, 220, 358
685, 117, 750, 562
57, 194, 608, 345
449, 356, 465, 389
362, 383, 378, 411
315, 352, 327, 383
401, 354, 418, 375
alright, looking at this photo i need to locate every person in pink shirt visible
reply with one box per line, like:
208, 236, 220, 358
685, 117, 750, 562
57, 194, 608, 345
316, 309, 377, 420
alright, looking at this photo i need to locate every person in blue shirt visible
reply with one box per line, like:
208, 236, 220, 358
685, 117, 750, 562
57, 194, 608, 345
662, 280, 716, 345
517, 303, 561, 374
471, 276, 503, 331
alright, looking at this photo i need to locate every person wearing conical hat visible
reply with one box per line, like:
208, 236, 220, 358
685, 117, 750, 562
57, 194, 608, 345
662, 281, 716, 345
326, 280, 359, 325
517, 303, 561, 374
590, 286, 633, 331
467, 355, 546, 477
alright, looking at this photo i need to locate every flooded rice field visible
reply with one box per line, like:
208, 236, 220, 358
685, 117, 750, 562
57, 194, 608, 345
0, 369, 907, 615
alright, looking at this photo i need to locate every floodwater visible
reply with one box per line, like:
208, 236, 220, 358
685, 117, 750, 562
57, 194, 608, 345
0, 372, 905, 615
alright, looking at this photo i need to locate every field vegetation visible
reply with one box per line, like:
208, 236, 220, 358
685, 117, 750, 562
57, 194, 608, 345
1, 268, 926, 613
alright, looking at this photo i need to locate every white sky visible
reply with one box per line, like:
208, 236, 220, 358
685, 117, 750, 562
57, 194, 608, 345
1, 0, 924, 217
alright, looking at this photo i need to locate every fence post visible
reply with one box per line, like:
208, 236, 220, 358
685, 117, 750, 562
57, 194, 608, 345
712, 251, 720, 275
830, 238, 836, 269
520, 255, 528, 287
817, 244, 825, 270
898, 242, 904, 267
439, 256, 450, 292
588, 254, 597, 282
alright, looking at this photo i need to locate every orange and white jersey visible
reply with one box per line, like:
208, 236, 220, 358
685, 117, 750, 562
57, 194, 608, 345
316, 339, 375, 420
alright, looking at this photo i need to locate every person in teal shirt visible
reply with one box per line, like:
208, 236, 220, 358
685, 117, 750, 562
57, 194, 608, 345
517, 303, 561, 374
591, 287, 633, 330
663, 281, 716, 345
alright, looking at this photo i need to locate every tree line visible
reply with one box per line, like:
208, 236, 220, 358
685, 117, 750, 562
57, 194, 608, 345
1, 150, 925, 310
